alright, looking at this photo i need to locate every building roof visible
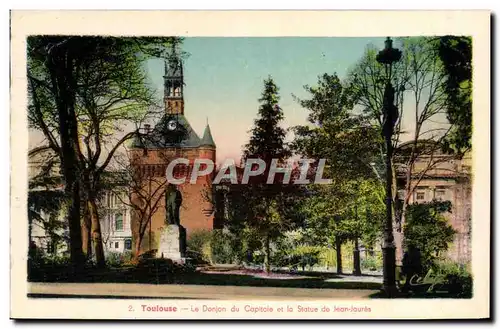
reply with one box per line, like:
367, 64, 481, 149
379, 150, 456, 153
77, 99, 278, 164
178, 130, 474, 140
129, 114, 203, 149
164, 57, 183, 78
200, 124, 216, 147
164, 45, 183, 78
395, 139, 441, 157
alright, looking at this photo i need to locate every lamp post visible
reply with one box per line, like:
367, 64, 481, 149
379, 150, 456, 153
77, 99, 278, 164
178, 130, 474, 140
376, 37, 401, 297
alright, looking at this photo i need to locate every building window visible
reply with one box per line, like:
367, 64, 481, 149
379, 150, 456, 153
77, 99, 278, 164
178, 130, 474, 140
108, 192, 124, 208
108, 192, 114, 207
435, 189, 446, 200
114, 241, 119, 249
114, 193, 123, 207
125, 239, 132, 250
416, 192, 425, 201
47, 240, 56, 254
115, 213, 124, 231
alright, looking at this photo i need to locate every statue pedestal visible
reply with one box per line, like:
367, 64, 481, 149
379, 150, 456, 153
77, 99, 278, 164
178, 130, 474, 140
157, 224, 187, 262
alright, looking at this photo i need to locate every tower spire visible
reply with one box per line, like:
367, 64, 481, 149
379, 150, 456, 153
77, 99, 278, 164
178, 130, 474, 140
201, 121, 216, 147
164, 41, 184, 115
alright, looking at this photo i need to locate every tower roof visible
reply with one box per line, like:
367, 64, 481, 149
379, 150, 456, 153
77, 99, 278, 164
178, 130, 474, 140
164, 43, 183, 78
165, 57, 183, 78
129, 114, 202, 149
201, 123, 216, 147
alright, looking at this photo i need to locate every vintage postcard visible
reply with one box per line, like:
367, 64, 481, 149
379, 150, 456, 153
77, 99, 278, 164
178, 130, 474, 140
10, 10, 490, 319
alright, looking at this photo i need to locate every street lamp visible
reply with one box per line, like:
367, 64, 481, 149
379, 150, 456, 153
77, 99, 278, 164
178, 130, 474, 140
376, 37, 401, 297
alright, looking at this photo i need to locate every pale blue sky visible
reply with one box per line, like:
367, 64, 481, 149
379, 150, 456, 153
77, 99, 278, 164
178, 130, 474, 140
146, 37, 387, 163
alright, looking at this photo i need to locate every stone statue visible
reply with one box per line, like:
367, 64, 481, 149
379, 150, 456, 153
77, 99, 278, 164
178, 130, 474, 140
159, 184, 187, 260
165, 184, 182, 226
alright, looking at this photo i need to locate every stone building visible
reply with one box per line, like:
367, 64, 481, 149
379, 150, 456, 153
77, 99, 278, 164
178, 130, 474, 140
128, 48, 217, 254
395, 140, 472, 264
28, 149, 134, 256
99, 189, 133, 255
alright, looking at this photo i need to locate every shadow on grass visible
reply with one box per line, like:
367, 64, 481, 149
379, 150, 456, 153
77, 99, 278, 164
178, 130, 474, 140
273, 269, 382, 279
29, 267, 382, 290
173, 272, 381, 290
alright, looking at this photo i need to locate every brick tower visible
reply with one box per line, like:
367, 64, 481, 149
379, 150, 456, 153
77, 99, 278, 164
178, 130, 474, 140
128, 45, 216, 254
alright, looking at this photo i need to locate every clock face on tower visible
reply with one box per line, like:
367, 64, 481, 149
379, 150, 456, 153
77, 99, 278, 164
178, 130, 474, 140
167, 120, 177, 131
154, 115, 188, 147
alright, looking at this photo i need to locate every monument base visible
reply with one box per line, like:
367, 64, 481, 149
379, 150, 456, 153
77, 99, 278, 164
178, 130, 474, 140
157, 224, 187, 262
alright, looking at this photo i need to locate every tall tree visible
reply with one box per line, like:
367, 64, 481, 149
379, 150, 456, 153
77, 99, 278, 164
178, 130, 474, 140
340, 179, 385, 274
28, 186, 66, 255
291, 73, 384, 274
298, 185, 348, 274
404, 200, 456, 270
237, 77, 303, 273
298, 179, 384, 274
28, 37, 87, 269
28, 36, 176, 268
74, 39, 163, 267
348, 37, 461, 263
437, 36, 472, 154
291, 73, 381, 183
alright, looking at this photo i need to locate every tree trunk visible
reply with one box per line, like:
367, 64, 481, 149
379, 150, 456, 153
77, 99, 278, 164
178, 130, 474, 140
395, 161, 412, 266
67, 180, 84, 272
134, 234, 143, 262
46, 42, 84, 272
263, 234, 271, 273
88, 199, 106, 268
134, 217, 149, 261
60, 135, 84, 272
353, 237, 361, 276
335, 237, 343, 274
81, 203, 92, 259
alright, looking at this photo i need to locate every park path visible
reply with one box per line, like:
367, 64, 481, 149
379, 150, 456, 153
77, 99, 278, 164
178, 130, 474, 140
28, 282, 376, 300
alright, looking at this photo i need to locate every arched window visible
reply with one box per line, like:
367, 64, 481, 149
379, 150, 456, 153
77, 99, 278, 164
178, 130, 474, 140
125, 239, 132, 250
115, 213, 123, 231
